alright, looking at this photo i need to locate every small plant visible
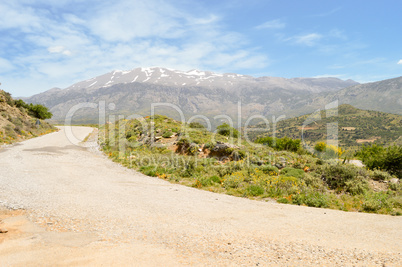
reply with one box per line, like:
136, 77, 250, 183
246, 185, 264, 196
223, 172, 245, 189
162, 131, 173, 138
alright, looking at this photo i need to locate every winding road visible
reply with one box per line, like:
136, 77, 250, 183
0, 126, 401, 266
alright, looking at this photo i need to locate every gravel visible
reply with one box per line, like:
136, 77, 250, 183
0, 126, 401, 266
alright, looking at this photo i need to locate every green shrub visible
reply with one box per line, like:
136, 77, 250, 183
321, 164, 359, 190
199, 176, 213, 187
382, 146, 402, 178
259, 165, 279, 175
294, 192, 329, 208
210, 175, 221, 184
371, 169, 392, 181
281, 167, 304, 179
28, 103, 53, 119
162, 131, 173, 138
189, 122, 205, 129
356, 144, 402, 178
363, 192, 392, 213
223, 172, 245, 189
139, 165, 158, 177
217, 123, 239, 138
344, 176, 369, 195
314, 142, 326, 152
302, 173, 324, 188
255, 136, 301, 152
277, 197, 290, 204
246, 185, 264, 196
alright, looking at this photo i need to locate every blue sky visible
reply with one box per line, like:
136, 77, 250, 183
1, 0, 401, 96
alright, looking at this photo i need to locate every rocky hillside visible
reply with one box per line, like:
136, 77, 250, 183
0, 89, 55, 144
24, 67, 358, 124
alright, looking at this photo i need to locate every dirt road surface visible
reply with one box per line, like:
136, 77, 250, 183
0, 126, 401, 266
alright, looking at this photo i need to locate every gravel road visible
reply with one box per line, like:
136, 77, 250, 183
0, 126, 401, 266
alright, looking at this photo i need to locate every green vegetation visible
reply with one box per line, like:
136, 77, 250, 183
14, 98, 52, 120
217, 123, 239, 138
355, 144, 402, 178
99, 114, 402, 216
255, 136, 302, 152
247, 104, 402, 150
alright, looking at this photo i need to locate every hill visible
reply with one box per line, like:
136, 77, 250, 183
247, 104, 402, 149
0, 89, 55, 144
23, 67, 358, 124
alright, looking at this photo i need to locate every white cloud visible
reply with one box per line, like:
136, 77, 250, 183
398, 59, 402, 65
47, 46, 72, 56
0, 0, 269, 96
292, 33, 322, 46
255, 19, 285, 29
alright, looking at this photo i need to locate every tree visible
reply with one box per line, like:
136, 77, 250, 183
28, 104, 53, 120
217, 123, 239, 138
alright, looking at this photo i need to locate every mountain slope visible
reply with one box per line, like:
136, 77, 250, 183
24, 67, 358, 123
309, 76, 402, 115
247, 104, 402, 149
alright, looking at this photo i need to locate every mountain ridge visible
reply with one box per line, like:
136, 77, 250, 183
24, 67, 361, 123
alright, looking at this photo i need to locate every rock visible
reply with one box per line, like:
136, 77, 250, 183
390, 178, 399, 184
279, 157, 286, 163
0, 229, 8, 233
275, 163, 284, 169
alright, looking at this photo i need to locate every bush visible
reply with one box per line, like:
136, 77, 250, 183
189, 122, 205, 129
302, 173, 324, 188
217, 123, 239, 138
255, 136, 301, 152
291, 192, 329, 208
210, 175, 221, 184
371, 170, 392, 181
281, 167, 304, 179
314, 142, 326, 152
28, 104, 53, 119
314, 142, 343, 158
162, 131, 173, 138
259, 165, 279, 175
246, 185, 264, 196
139, 165, 158, 177
344, 176, 369, 195
356, 145, 402, 178
382, 146, 402, 178
363, 192, 392, 213
321, 164, 359, 190
223, 172, 245, 189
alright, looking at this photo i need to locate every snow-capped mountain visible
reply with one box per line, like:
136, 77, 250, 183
25, 67, 361, 123
62, 67, 357, 94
